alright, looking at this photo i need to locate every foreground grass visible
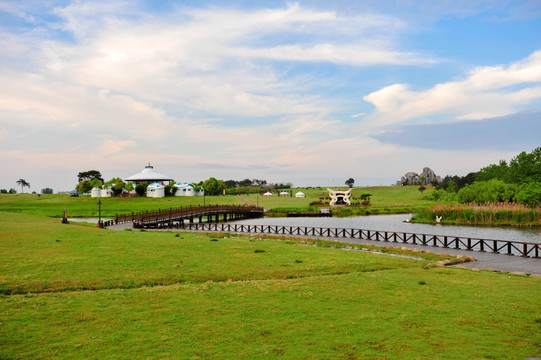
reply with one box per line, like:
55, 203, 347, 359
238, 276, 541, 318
0, 212, 427, 295
1, 212, 540, 359
2, 269, 540, 359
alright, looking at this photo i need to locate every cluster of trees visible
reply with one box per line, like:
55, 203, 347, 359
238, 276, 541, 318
0, 188, 17, 194
1, 179, 53, 195
428, 148, 541, 208
221, 178, 292, 195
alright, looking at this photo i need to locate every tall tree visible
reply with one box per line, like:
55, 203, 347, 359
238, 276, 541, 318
203, 177, 226, 195
77, 170, 104, 183
16, 179, 30, 193
345, 178, 355, 188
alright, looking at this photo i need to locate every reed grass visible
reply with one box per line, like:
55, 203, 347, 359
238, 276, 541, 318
414, 202, 541, 226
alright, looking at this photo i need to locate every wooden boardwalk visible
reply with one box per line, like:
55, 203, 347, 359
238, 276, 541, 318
104, 205, 264, 229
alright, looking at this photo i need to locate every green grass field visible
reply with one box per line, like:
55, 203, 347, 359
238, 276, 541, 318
0, 185, 436, 218
1, 210, 540, 359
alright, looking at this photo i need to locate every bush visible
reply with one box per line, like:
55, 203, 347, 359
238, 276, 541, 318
135, 184, 146, 197
516, 182, 541, 208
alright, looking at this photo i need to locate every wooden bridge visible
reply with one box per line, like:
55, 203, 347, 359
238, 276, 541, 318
178, 222, 541, 258
105, 205, 264, 229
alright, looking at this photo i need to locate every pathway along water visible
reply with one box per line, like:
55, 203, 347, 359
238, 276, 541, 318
232, 214, 541, 244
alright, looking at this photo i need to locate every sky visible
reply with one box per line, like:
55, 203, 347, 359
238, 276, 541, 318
1, 0, 541, 192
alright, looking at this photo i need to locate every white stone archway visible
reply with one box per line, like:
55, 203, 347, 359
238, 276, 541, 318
327, 188, 352, 206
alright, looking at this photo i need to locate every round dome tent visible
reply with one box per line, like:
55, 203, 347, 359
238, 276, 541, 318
100, 188, 112, 197
174, 182, 195, 197
91, 187, 101, 198
295, 191, 305, 198
124, 163, 174, 185
263, 191, 273, 196
147, 183, 165, 198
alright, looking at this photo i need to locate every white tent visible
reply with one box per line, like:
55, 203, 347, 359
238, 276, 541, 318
279, 191, 289, 196
100, 188, 112, 197
263, 191, 273, 196
91, 187, 101, 198
147, 183, 165, 198
295, 191, 306, 198
174, 182, 195, 196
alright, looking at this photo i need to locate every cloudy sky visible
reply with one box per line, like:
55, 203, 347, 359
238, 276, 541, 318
1, 0, 540, 192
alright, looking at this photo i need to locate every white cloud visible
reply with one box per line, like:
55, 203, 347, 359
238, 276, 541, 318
362, 50, 541, 128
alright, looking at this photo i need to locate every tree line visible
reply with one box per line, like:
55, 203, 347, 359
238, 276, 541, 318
427, 147, 541, 208
73, 171, 293, 197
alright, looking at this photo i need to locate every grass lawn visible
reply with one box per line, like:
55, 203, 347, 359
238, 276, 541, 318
1, 211, 540, 359
0, 185, 437, 219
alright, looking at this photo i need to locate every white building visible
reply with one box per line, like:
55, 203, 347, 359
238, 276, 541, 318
100, 188, 113, 197
125, 163, 173, 185
147, 183, 165, 198
91, 187, 101, 198
295, 191, 306, 198
174, 182, 205, 196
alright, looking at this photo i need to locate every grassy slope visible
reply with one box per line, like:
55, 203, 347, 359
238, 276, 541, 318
1, 212, 540, 359
0, 186, 436, 218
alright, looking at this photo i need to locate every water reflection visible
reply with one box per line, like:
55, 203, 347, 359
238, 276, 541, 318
234, 214, 541, 244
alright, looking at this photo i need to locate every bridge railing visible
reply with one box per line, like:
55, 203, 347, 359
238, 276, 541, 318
115, 204, 264, 225
179, 223, 540, 258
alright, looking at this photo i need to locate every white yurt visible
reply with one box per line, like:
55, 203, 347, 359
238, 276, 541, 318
295, 191, 306, 198
279, 191, 289, 196
174, 182, 195, 196
91, 187, 102, 198
100, 188, 113, 197
263, 191, 273, 196
147, 183, 165, 198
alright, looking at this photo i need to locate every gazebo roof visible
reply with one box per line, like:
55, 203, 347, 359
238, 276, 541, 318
125, 163, 173, 182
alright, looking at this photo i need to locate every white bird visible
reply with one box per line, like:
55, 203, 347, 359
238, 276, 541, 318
435, 216, 442, 223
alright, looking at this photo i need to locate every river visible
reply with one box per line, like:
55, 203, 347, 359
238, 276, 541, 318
232, 214, 541, 244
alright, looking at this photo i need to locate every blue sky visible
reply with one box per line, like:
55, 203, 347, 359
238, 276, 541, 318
1, 0, 540, 191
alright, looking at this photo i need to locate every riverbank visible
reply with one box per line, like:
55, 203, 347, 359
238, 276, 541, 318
412, 203, 541, 227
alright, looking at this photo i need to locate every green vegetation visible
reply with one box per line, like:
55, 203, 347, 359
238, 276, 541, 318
418, 148, 541, 225
413, 203, 541, 226
0, 211, 540, 359
0, 186, 437, 219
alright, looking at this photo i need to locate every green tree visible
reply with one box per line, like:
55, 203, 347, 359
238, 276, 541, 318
203, 177, 227, 195
508, 147, 541, 183
77, 170, 104, 183
9, 188, 17, 194
125, 182, 134, 193
238, 179, 252, 187
135, 184, 146, 197
41, 188, 54, 194
516, 182, 541, 208
418, 185, 426, 194
345, 178, 355, 188
112, 179, 126, 196
16, 179, 30, 193
76, 180, 93, 193
457, 180, 518, 204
